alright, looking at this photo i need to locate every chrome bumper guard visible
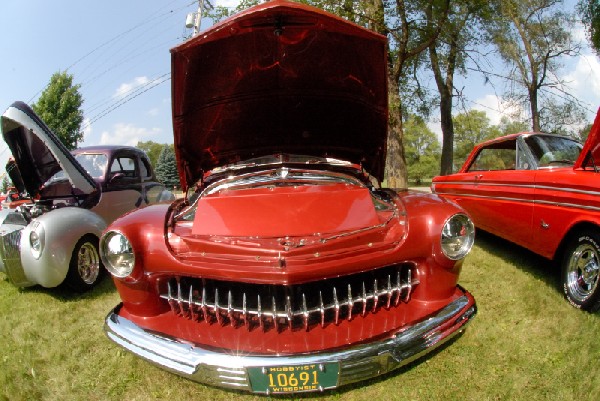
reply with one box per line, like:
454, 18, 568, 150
105, 290, 476, 393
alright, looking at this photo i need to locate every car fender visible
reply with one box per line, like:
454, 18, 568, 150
20, 207, 107, 288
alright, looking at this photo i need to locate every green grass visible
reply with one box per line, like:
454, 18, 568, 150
1, 231, 599, 401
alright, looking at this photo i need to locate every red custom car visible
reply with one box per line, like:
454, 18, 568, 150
101, 0, 476, 394
433, 112, 600, 312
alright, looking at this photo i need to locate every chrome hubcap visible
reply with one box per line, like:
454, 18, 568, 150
567, 244, 600, 303
77, 242, 100, 285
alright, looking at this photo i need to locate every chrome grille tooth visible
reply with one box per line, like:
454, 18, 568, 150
302, 293, 309, 331
215, 288, 222, 325
361, 282, 367, 317
189, 285, 196, 321
394, 270, 402, 306
272, 296, 278, 331
405, 267, 413, 301
242, 293, 248, 330
200, 284, 207, 320
319, 291, 325, 328
228, 290, 234, 327
372, 279, 379, 312
386, 275, 392, 309
286, 295, 293, 330
347, 284, 353, 321
177, 279, 184, 316
333, 287, 340, 325
167, 280, 177, 313
257, 294, 263, 330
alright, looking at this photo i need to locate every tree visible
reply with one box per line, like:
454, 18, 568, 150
578, 0, 600, 54
32, 71, 84, 150
155, 145, 180, 189
453, 110, 501, 170
136, 140, 165, 168
427, 0, 488, 176
404, 115, 441, 184
487, 0, 579, 132
209, 0, 450, 189
1, 176, 9, 193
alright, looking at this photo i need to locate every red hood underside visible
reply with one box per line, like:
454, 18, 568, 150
171, 0, 388, 190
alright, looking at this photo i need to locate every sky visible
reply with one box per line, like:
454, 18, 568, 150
0, 0, 599, 177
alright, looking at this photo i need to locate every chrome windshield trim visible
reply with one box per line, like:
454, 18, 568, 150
104, 290, 476, 393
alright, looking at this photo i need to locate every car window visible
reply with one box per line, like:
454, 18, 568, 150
140, 158, 152, 179
75, 154, 108, 179
467, 140, 517, 171
110, 156, 138, 178
525, 135, 582, 168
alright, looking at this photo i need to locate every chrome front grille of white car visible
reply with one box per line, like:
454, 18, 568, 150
160, 264, 418, 332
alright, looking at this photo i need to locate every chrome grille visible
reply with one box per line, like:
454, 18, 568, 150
160, 264, 418, 332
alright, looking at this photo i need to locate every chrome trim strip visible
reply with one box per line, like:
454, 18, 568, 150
434, 181, 600, 197
105, 291, 476, 393
435, 191, 600, 213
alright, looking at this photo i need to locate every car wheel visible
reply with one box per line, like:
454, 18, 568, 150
561, 230, 600, 312
64, 235, 104, 292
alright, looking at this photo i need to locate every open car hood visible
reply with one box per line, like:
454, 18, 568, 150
1, 101, 98, 198
575, 107, 600, 169
171, 0, 388, 190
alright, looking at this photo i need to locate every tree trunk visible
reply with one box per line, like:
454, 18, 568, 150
385, 79, 408, 189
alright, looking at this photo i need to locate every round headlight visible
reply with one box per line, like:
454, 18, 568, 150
441, 214, 475, 260
29, 221, 45, 259
100, 231, 135, 278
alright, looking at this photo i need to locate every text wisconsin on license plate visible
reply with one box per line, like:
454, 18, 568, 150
247, 363, 339, 393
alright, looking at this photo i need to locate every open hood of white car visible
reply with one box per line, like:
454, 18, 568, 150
1, 101, 99, 198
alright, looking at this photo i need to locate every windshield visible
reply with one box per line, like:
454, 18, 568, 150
45, 153, 108, 183
525, 135, 582, 167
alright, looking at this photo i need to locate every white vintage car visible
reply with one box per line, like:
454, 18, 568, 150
0, 101, 174, 291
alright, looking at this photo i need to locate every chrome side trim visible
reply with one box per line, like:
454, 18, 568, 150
434, 191, 600, 213
434, 181, 600, 198
105, 291, 476, 393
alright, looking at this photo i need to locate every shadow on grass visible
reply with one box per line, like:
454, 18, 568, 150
16, 273, 117, 302
474, 229, 561, 293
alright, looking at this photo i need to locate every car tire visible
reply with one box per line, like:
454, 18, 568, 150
561, 230, 600, 312
64, 235, 104, 292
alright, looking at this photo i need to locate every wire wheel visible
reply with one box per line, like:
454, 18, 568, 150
77, 241, 101, 285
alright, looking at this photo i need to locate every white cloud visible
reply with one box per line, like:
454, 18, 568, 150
113, 76, 150, 99
471, 94, 524, 125
99, 123, 161, 146
564, 54, 600, 109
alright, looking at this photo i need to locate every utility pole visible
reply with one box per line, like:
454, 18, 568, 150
193, 0, 206, 36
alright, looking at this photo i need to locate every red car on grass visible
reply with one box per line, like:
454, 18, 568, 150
433, 111, 600, 312
101, 0, 477, 394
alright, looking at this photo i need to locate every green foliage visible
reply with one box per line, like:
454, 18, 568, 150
578, 0, 600, 54
1, 176, 8, 193
404, 115, 441, 184
136, 141, 165, 168
32, 71, 84, 150
453, 110, 502, 170
155, 145, 179, 189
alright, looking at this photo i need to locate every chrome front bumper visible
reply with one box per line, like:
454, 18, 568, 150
105, 290, 476, 394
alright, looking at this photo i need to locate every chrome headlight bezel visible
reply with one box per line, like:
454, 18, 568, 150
29, 221, 45, 260
100, 230, 135, 278
441, 213, 475, 260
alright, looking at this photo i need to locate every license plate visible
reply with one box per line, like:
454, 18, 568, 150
247, 363, 339, 394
